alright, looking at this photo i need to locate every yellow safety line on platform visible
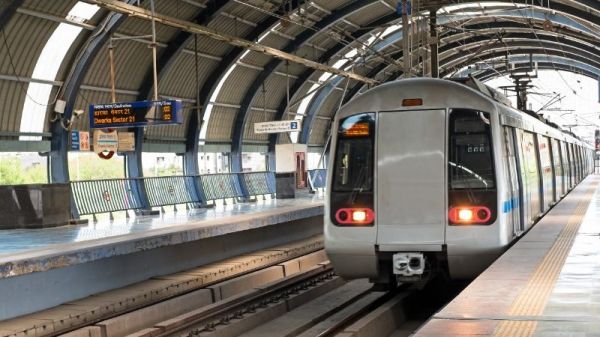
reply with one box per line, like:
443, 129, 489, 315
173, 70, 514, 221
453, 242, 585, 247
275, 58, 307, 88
493, 179, 598, 337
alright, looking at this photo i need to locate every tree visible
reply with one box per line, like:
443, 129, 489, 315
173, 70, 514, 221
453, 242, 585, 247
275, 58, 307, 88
0, 158, 26, 184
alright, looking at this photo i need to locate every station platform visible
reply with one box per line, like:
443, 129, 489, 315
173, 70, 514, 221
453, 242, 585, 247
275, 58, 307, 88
415, 174, 600, 337
0, 194, 324, 320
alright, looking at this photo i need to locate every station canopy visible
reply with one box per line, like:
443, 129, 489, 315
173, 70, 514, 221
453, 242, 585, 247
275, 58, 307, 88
0, 0, 598, 176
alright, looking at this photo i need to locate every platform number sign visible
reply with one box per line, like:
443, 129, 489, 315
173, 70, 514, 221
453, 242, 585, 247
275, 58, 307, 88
254, 120, 302, 134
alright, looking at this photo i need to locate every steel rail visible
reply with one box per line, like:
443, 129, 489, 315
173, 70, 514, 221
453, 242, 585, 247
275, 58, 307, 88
159, 265, 336, 337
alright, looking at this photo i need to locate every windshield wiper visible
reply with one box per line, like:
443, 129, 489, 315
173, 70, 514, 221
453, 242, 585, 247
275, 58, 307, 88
347, 165, 367, 205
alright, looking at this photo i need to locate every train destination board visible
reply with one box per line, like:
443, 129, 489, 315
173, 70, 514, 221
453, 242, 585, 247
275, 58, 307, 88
89, 100, 183, 129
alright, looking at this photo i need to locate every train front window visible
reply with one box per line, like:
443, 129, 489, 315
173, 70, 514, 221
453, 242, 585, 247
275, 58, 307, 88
449, 109, 495, 190
332, 113, 375, 192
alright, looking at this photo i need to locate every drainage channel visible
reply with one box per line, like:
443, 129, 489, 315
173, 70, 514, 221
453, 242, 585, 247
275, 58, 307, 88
332, 278, 469, 337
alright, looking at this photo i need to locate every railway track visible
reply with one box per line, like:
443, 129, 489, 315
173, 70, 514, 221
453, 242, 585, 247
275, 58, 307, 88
48, 240, 465, 337
95, 272, 464, 337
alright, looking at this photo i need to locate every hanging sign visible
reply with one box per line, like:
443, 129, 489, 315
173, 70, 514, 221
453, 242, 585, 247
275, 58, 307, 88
93, 130, 118, 153
118, 132, 135, 152
254, 120, 301, 134
89, 100, 183, 129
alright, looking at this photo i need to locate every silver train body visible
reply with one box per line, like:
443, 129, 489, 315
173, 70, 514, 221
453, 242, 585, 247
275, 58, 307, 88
325, 78, 594, 283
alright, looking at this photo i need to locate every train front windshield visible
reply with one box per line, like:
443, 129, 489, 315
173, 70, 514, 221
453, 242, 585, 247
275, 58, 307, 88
330, 113, 375, 226
332, 113, 375, 192
448, 109, 497, 225
449, 110, 495, 190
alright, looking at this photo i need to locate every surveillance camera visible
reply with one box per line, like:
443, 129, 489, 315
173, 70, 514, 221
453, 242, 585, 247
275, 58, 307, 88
73, 109, 85, 117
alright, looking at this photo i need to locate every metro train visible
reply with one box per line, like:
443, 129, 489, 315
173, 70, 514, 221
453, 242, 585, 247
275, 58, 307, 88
324, 77, 594, 285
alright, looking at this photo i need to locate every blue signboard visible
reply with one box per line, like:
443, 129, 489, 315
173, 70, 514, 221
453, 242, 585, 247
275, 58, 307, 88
70, 131, 80, 151
89, 100, 183, 129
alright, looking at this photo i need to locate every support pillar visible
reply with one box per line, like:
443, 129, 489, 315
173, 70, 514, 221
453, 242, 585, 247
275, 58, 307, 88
430, 9, 439, 78
402, 0, 410, 77
125, 128, 152, 213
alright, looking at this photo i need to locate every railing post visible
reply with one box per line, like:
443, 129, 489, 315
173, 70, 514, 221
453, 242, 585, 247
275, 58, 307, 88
124, 138, 152, 214
235, 172, 251, 201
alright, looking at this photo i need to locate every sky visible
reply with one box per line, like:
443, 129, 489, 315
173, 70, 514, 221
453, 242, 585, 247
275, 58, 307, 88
486, 70, 600, 145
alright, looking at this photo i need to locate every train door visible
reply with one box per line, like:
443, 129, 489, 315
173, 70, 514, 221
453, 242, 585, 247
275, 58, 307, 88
562, 142, 571, 190
376, 109, 446, 247
503, 126, 523, 235
568, 144, 576, 185
515, 130, 541, 226
538, 136, 553, 212
551, 139, 564, 198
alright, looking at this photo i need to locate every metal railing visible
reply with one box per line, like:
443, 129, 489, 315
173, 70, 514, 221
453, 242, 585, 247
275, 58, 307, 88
198, 173, 243, 202
70, 171, 283, 217
71, 178, 143, 215
144, 175, 200, 207
240, 171, 276, 198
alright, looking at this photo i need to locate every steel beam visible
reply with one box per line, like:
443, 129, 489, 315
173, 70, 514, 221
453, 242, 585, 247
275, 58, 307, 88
266, 13, 398, 167
136, 1, 225, 102
430, 9, 439, 78
476, 63, 599, 82
86, 0, 377, 85
133, 1, 225, 203
51, 0, 142, 216
440, 40, 600, 74
298, 77, 345, 145
189, 11, 290, 193
230, 0, 380, 172
310, 37, 599, 149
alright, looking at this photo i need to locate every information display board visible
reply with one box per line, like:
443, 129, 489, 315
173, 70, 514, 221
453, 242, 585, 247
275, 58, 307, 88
89, 100, 183, 129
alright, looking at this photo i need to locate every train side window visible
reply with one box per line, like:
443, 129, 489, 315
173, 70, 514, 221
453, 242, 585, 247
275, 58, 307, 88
538, 136, 552, 174
551, 139, 562, 175
522, 132, 538, 175
561, 141, 570, 186
448, 109, 495, 190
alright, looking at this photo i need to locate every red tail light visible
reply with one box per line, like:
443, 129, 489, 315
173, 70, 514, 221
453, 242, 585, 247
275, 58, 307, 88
335, 208, 375, 225
449, 206, 491, 224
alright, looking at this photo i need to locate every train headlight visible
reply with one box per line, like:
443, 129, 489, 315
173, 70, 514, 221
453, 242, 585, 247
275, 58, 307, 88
335, 208, 375, 225
458, 209, 473, 221
352, 210, 367, 222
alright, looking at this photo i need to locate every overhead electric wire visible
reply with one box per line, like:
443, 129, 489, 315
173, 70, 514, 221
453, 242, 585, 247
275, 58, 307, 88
0, 28, 62, 107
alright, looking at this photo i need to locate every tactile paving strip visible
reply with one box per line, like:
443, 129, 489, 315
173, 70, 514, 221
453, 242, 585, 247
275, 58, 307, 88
493, 182, 597, 337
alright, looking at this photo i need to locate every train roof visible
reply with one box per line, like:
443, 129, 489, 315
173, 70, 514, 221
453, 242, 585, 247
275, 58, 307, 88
338, 78, 592, 149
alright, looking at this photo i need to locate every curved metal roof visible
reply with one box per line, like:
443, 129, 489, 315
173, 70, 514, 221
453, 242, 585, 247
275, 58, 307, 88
0, 0, 598, 172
